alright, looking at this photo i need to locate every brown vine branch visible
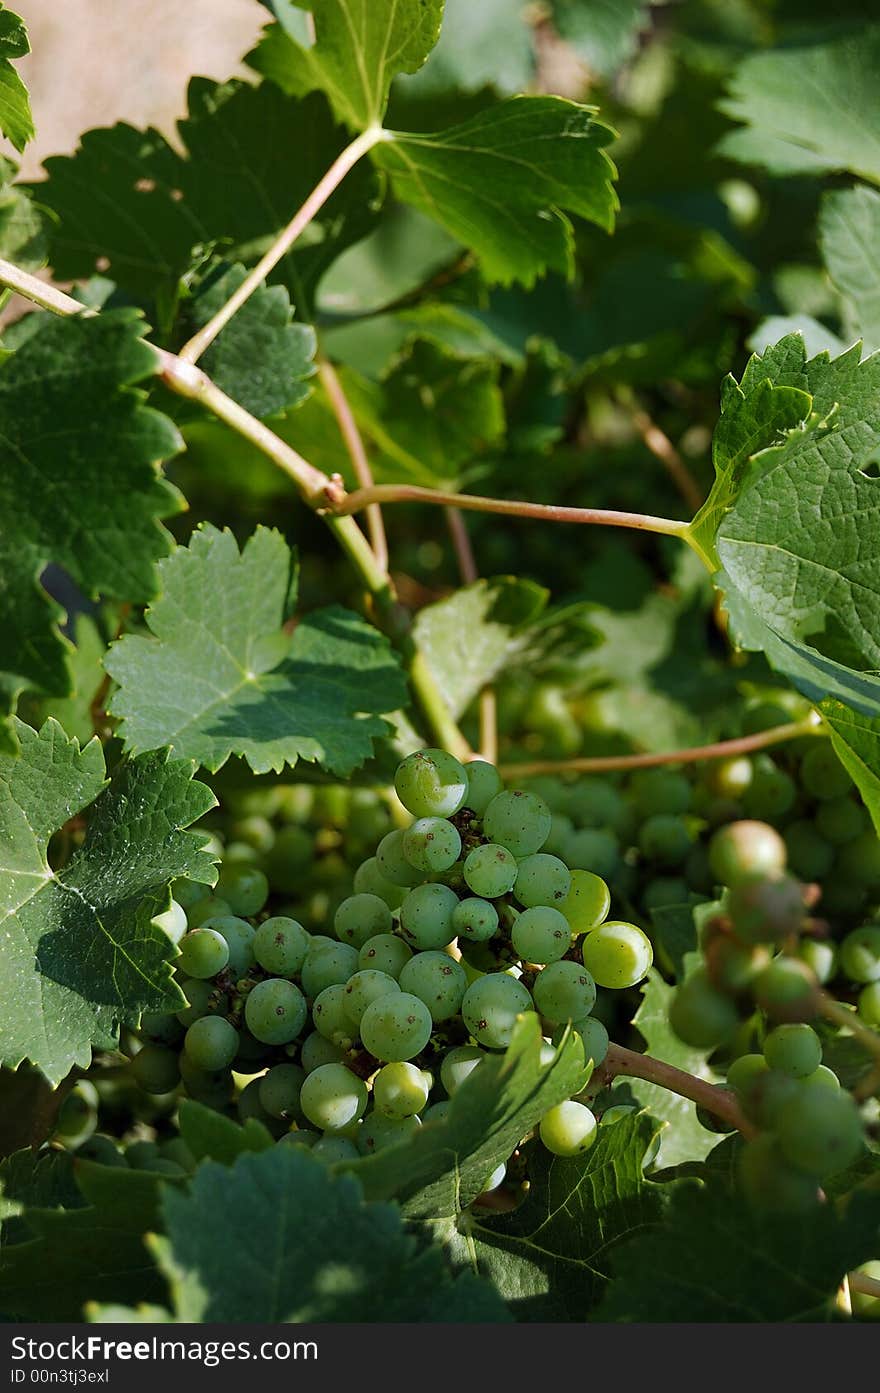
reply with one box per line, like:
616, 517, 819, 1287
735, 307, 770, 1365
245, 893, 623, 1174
599, 1042, 757, 1138
319, 356, 389, 573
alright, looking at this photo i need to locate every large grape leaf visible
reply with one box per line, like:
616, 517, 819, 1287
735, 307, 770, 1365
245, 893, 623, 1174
0, 156, 45, 267
819, 186, 880, 355
597, 1177, 880, 1321
0, 4, 32, 151
551, 0, 654, 77
718, 30, 880, 183
453, 1111, 663, 1321
374, 97, 618, 288
0, 1148, 84, 1246
105, 525, 408, 776
393, 0, 535, 98
821, 701, 880, 834
353, 1015, 589, 1219
36, 82, 379, 319
155, 1148, 509, 1322
0, 311, 181, 753
0, 719, 216, 1085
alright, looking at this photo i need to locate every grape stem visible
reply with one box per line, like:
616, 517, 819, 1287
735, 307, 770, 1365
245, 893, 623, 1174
597, 1043, 758, 1138
318, 356, 389, 572
817, 992, 880, 1101
498, 715, 822, 779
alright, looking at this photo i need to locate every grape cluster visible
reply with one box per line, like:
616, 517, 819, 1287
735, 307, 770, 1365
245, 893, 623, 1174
126, 749, 655, 1177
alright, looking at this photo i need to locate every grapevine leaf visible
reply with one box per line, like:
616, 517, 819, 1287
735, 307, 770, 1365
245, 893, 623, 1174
456, 1111, 663, 1321
248, 0, 445, 130
596, 1178, 880, 1321
821, 700, 880, 834
176, 1100, 275, 1166
413, 577, 549, 720
0, 1161, 169, 1320
0, 1066, 71, 1158
0, 719, 216, 1086
0, 311, 181, 752
395, 0, 534, 97
36, 82, 379, 317
622, 970, 719, 1168
158, 1148, 510, 1321
0, 4, 32, 151
0, 156, 44, 268
819, 186, 880, 354
0, 1148, 84, 1246
17, 614, 108, 748
551, 0, 654, 77
353, 1014, 589, 1219
184, 264, 316, 419
718, 30, 880, 183
374, 97, 619, 288
105, 526, 407, 776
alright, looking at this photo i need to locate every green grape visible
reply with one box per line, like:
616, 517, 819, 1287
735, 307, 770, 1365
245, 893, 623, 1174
265, 824, 314, 894
399, 951, 467, 1022
170, 878, 204, 911
742, 757, 797, 820
253, 916, 311, 977
77, 1134, 127, 1167
798, 938, 837, 984
440, 1044, 486, 1095
754, 957, 819, 1022
539, 1100, 598, 1156
151, 899, 187, 945
631, 769, 692, 816
178, 1053, 233, 1107
300, 1030, 345, 1073
840, 925, 880, 983
402, 817, 462, 874
313, 984, 356, 1046
353, 855, 407, 909
186, 894, 233, 928
801, 1064, 840, 1092
705, 936, 769, 993
566, 779, 633, 837
234, 1029, 272, 1073
708, 821, 786, 887
800, 743, 852, 800
668, 968, 739, 1048
245, 978, 308, 1045
512, 906, 572, 964
739, 1134, 819, 1212
543, 813, 575, 858
816, 797, 865, 846
259, 1063, 306, 1120
695, 1101, 736, 1134
464, 759, 504, 816
184, 1015, 239, 1071
301, 940, 360, 997
559, 870, 610, 935
642, 877, 690, 913
394, 748, 469, 818
742, 700, 793, 735
230, 814, 275, 853
638, 813, 694, 868
423, 1100, 452, 1124
452, 897, 499, 943
741, 1067, 801, 1128
710, 757, 753, 800
175, 977, 222, 1028
236, 1078, 287, 1137
463, 843, 518, 898
764, 1023, 822, 1078
533, 960, 596, 1023
375, 829, 424, 888
563, 828, 620, 880
342, 969, 401, 1025
360, 992, 433, 1062
299, 1063, 368, 1131
784, 821, 835, 880
333, 893, 392, 948
357, 1111, 421, 1155
277, 1129, 320, 1149
727, 1052, 769, 1096
514, 853, 572, 908
776, 1085, 864, 1177
55, 1081, 99, 1143
581, 921, 653, 990
139, 1011, 184, 1046
851, 1261, 880, 1320
461, 973, 533, 1048
836, 831, 880, 887
311, 1134, 359, 1163
858, 980, 880, 1026
726, 873, 804, 945
124, 1140, 160, 1169
357, 933, 413, 979
373, 1061, 431, 1118
685, 845, 714, 893
131, 1043, 181, 1094
483, 789, 552, 858
216, 863, 269, 917
567, 1014, 609, 1065
206, 915, 256, 977
399, 882, 459, 949
177, 928, 230, 979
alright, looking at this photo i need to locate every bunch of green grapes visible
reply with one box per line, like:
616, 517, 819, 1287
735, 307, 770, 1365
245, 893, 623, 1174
117, 749, 655, 1180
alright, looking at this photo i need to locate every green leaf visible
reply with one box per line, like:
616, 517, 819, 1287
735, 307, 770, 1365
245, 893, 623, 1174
821, 701, 880, 834
0, 5, 33, 151
248, 0, 445, 130
0, 719, 216, 1085
105, 526, 408, 776
353, 1015, 589, 1219
374, 96, 618, 288
0, 311, 181, 752
0, 156, 45, 268
18, 614, 108, 748
819, 186, 880, 354
597, 1177, 880, 1321
158, 1147, 510, 1321
177, 1100, 275, 1166
0, 1161, 169, 1320
622, 970, 720, 1169
36, 82, 379, 317
552, 0, 654, 77
413, 577, 549, 720
395, 0, 535, 97
456, 1111, 663, 1320
185, 264, 316, 419
719, 30, 880, 183
0, 1148, 84, 1246
0, 1067, 72, 1159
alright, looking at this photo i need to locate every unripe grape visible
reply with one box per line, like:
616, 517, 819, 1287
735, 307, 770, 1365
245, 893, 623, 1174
394, 749, 469, 818
669, 968, 738, 1048
726, 873, 804, 945
709, 821, 786, 886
